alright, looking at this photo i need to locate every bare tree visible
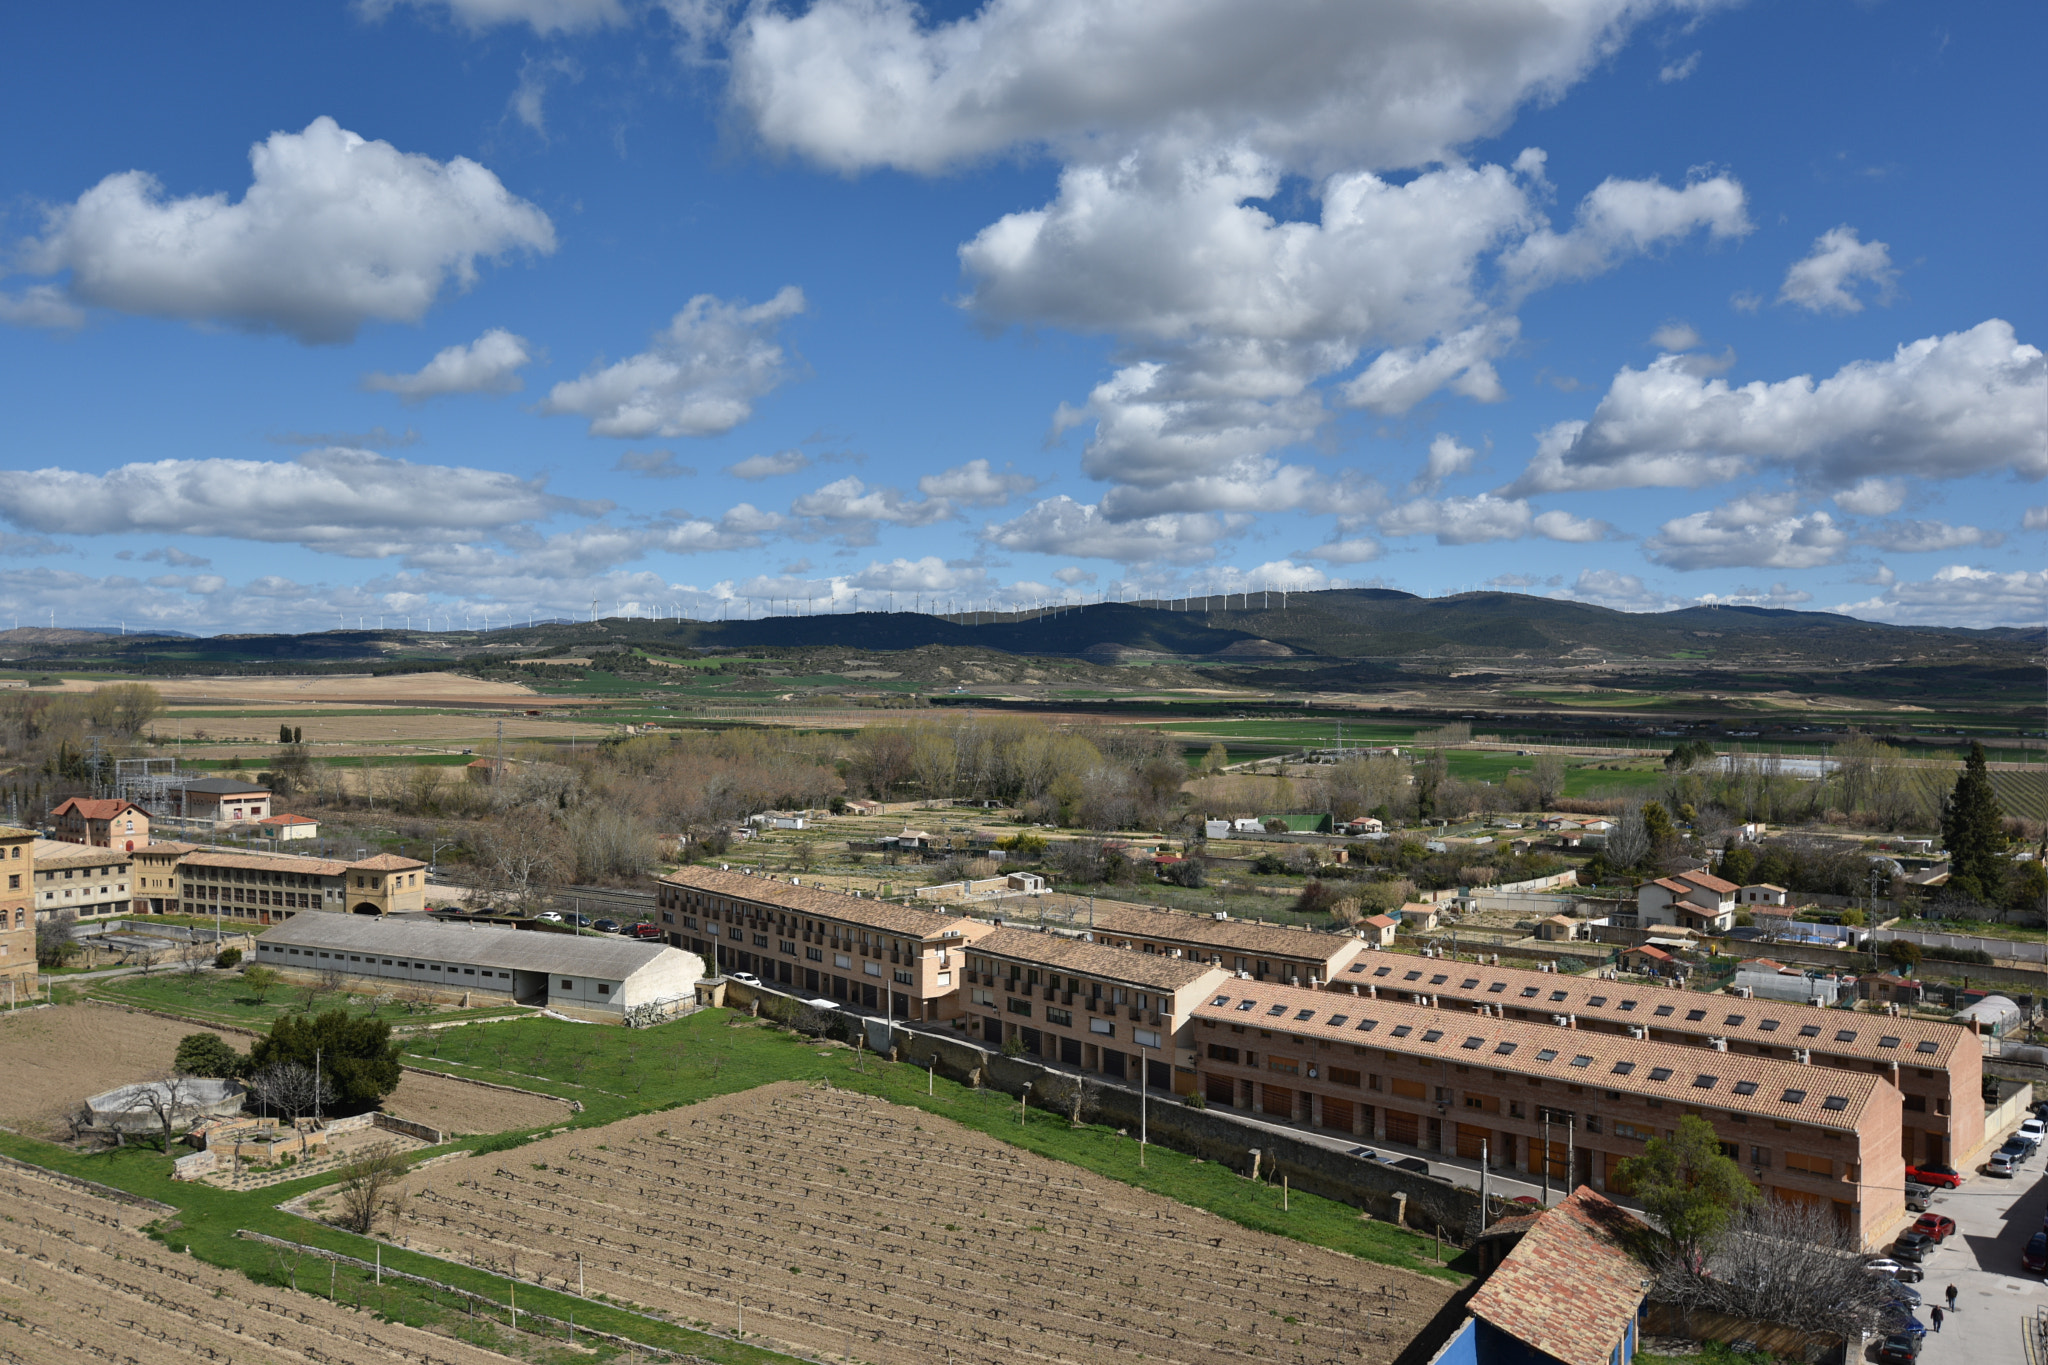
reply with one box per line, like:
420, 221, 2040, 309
1531, 752, 1567, 810
332, 1145, 411, 1234
1605, 807, 1651, 870
135, 1072, 196, 1153
248, 1061, 335, 1121
1653, 1197, 1896, 1343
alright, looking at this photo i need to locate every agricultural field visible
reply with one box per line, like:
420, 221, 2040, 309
0, 1163, 528, 1365
394, 1081, 1453, 1365
378, 1067, 575, 1136
0, 1004, 226, 1139
91, 969, 533, 1032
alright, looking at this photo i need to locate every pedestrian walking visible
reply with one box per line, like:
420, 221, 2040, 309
1930, 1305, 1944, 1333
1945, 1283, 1958, 1312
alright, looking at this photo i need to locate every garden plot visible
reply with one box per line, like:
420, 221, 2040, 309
380, 1068, 575, 1136
0, 1005, 232, 1138
0, 1163, 521, 1365
396, 1081, 1452, 1365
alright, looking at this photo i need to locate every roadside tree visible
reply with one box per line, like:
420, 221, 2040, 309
1613, 1113, 1755, 1267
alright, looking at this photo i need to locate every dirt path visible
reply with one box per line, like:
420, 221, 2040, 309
396, 1080, 1453, 1365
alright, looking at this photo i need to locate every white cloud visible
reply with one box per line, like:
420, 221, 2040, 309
791, 476, 954, 537
1833, 477, 1906, 516
1411, 434, 1479, 493
916, 459, 1041, 507
139, 546, 213, 567
1510, 320, 2047, 494
361, 328, 534, 401
2025, 506, 2048, 531
613, 450, 695, 479
1836, 564, 2048, 628
0, 285, 86, 331
1658, 51, 1701, 82
731, 0, 1696, 177
19, 117, 554, 344
981, 496, 1242, 564
1778, 226, 1896, 314
1344, 322, 1515, 416
726, 449, 811, 480
1858, 519, 2002, 554
1644, 494, 1849, 570
1499, 173, 1749, 295
1650, 321, 1700, 351
1303, 536, 1384, 565
1378, 494, 1613, 545
1552, 568, 1679, 612
1530, 508, 1613, 542
1692, 582, 1813, 609
509, 55, 583, 136
850, 556, 988, 592
356, 0, 626, 35
0, 449, 603, 555
1052, 566, 1096, 585
542, 287, 805, 438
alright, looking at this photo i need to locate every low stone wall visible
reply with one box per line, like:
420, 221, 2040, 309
1642, 1302, 1845, 1365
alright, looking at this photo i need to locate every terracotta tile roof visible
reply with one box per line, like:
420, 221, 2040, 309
1364, 914, 1399, 929
972, 926, 1227, 993
51, 798, 145, 820
1649, 877, 1691, 894
1045, 895, 1362, 963
1337, 953, 1966, 1066
1743, 883, 1787, 893
137, 841, 200, 856
259, 813, 317, 826
659, 865, 987, 940
1625, 945, 1674, 961
348, 853, 425, 871
1192, 979, 1886, 1127
1467, 1189, 1657, 1365
1679, 869, 1739, 895
31, 840, 131, 869
181, 850, 349, 876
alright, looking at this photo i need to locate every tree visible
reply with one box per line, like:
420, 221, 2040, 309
269, 742, 313, 794
279, 723, 294, 745
1939, 742, 2004, 900
332, 1145, 411, 1234
174, 1032, 244, 1079
247, 1060, 335, 1120
136, 1072, 197, 1153
1530, 752, 1566, 810
34, 913, 78, 969
1606, 808, 1651, 870
1203, 742, 1229, 774
1613, 1114, 1756, 1267
1293, 880, 1341, 917
248, 1011, 402, 1114
1654, 1197, 1896, 1342
241, 965, 280, 1002
1884, 937, 1923, 970
1641, 801, 1678, 855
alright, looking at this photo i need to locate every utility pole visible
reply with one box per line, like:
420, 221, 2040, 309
1541, 1114, 1551, 1204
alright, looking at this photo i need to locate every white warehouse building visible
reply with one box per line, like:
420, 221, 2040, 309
253, 916, 703, 1018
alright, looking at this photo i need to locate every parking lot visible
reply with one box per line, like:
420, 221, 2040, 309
1880, 1144, 2047, 1362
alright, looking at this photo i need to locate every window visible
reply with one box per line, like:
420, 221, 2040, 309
834, 954, 851, 969
1356, 1019, 1377, 1032
1653, 1004, 1675, 1017
1724, 1015, 1745, 1027
1046, 1007, 1072, 1027
1550, 990, 1568, 1002
1389, 1025, 1412, 1038
1570, 1055, 1592, 1068
1758, 1019, 1780, 1032
1212, 995, 1232, 1006
1878, 1035, 1900, 1049
597, 984, 610, 995
1614, 1122, 1648, 1141
1460, 978, 1480, 990
1685, 1009, 1706, 1022
1207, 1043, 1240, 1062
1266, 1056, 1298, 1075
1294, 1008, 1316, 1021
894, 970, 913, 985
1495, 1042, 1516, 1056
1520, 986, 1539, 998
1329, 1066, 1360, 1087
561, 979, 574, 989
1732, 1081, 1759, 1096
1618, 1000, 1637, 1012
1402, 970, 1422, 981
1487, 982, 1506, 994
1612, 1061, 1636, 1076
1914, 1040, 1939, 1055
1780, 1088, 1806, 1104
1833, 1029, 1857, 1043
1236, 999, 1257, 1012
1648, 1067, 1673, 1082
864, 962, 882, 977
1798, 1024, 1821, 1038
1429, 974, 1447, 986
1693, 1075, 1717, 1089
1006, 997, 1032, 1016
1821, 1095, 1849, 1112
1783, 1151, 1830, 1176
1587, 995, 1608, 1007
1421, 1029, 1443, 1043
1089, 1018, 1114, 1037
807, 947, 823, 961
1327, 1014, 1349, 1028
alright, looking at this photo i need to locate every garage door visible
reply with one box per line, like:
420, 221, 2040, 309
1319, 1097, 1354, 1132
1385, 1109, 1419, 1145
1206, 1073, 1237, 1108
1603, 1151, 1628, 1190
1260, 1085, 1295, 1120
1456, 1124, 1488, 1159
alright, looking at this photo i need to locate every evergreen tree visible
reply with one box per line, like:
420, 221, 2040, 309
1939, 742, 2003, 900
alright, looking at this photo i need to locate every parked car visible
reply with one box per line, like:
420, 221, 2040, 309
729, 971, 761, 986
571, 913, 592, 927
803, 997, 839, 1011
1903, 1187, 1930, 1213
1391, 1157, 1431, 1176
593, 918, 621, 934
2024, 1231, 2048, 1274
2020, 1117, 2045, 1142
1905, 1163, 1962, 1189
1865, 1258, 1924, 1284
1988, 1151, 2019, 1178
536, 910, 564, 923
1885, 1313, 1928, 1340
1912, 1214, 1957, 1242
627, 923, 663, 939
1346, 1146, 1385, 1162
1891, 1232, 1935, 1263
1879, 1282, 1921, 1307
1875, 1333, 1921, 1364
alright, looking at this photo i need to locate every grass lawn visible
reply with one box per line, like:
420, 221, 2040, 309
90, 970, 531, 1031
403, 1010, 1470, 1283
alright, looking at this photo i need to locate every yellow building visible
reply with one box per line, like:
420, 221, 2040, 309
0, 825, 34, 1002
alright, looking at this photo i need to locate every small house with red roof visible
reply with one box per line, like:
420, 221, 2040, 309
49, 798, 149, 851
1360, 913, 1399, 947
1635, 868, 1737, 933
1441, 1187, 1658, 1365
258, 813, 319, 841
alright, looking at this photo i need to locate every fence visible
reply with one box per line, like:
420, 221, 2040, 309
1874, 927, 2047, 964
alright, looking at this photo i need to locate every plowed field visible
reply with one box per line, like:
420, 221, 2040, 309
395, 1081, 1452, 1365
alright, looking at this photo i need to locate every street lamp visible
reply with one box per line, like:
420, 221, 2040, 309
1139, 1041, 1149, 1168
1020, 1081, 1031, 1126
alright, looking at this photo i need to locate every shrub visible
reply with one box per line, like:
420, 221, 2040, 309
1158, 857, 1207, 888
1182, 1091, 1207, 1108
1250, 852, 1291, 875
174, 1031, 245, 1079
1293, 881, 1341, 917
214, 947, 243, 969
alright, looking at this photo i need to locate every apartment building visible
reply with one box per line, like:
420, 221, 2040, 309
31, 841, 133, 921
174, 849, 429, 923
1189, 979, 1906, 1245
1039, 897, 1368, 985
961, 925, 1230, 1090
49, 797, 150, 850
655, 865, 994, 1019
0, 825, 35, 1000
1336, 955, 1983, 1167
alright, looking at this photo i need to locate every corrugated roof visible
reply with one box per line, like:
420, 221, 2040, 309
168, 777, 270, 795
1335, 954, 1965, 1065
1192, 979, 1886, 1127
259, 915, 684, 980
659, 865, 984, 939
972, 925, 1225, 992
1467, 1189, 1657, 1365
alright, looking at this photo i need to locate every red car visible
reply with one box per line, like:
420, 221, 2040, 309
1912, 1214, 1957, 1242
627, 922, 665, 940
1906, 1164, 1962, 1189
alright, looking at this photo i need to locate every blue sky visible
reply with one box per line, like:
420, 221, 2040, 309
0, 0, 2040, 634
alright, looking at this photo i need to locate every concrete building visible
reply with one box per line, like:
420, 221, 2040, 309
1361, 914, 1399, 948
163, 777, 271, 828
1188, 978, 1905, 1245
1335, 954, 1983, 1169
962, 925, 1229, 1090
1738, 883, 1790, 907
49, 798, 150, 850
257, 813, 319, 841
171, 849, 428, 923
252, 915, 701, 1018
340, 854, 428, 915
31, 841, 132, 921
131, 841, 196, 914
0, 824, 35, 1000
655, 865, 994, 1019
1636, 869, 1738, 932
1040, 898, 1368, 986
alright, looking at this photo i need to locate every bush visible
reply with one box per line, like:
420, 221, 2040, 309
248, 1010, 402, 1114
174, 1031, 245, 1079
214, 947, 243, 969
1182, 1091, 1207, 1108
1250, 852, 1291, 875
1158, 857, 1207, 888
1293, 881, 1341, 917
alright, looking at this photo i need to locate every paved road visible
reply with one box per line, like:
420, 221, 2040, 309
1883, 1144, 2046, 1363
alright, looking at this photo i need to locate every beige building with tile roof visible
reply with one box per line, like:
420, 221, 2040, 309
30, 840, 132, 921
1031, 896, 1368, 985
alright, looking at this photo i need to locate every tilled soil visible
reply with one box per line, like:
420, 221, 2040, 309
0, 1005, 237, 1138
380, 1069, 574, 1137
396, 1081, 1453, 1365
0, 1163, 522, 1365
